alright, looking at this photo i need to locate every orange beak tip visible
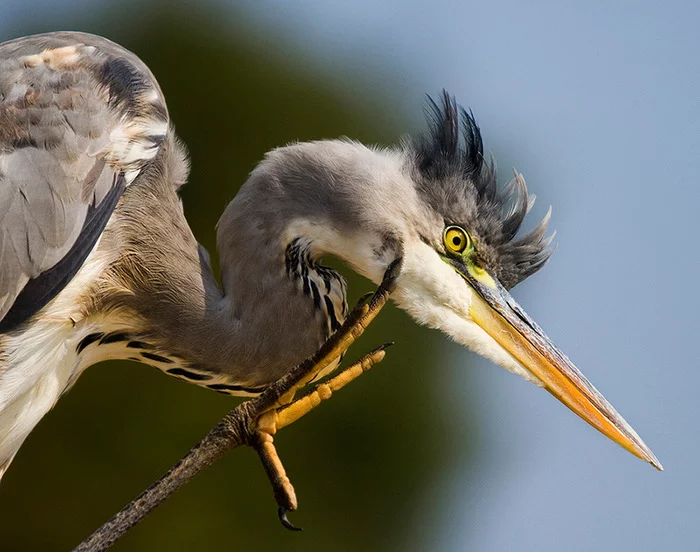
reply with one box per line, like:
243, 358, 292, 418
467, 286, 663, 473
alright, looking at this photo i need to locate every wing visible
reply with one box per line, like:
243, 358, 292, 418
0, 32, 169, 332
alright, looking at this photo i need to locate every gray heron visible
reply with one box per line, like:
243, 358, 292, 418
0, 31, 661, 487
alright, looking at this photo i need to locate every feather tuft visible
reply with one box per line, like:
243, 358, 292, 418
407, 91, 555, 288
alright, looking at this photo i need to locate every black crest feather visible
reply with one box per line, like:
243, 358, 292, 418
408, 90, 554, 288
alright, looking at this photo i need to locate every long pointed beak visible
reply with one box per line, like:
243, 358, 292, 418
462, 269, 662, 470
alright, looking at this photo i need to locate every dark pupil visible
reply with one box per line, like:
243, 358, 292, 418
452, 236, 462, 247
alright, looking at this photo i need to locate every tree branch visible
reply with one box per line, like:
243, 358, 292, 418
72, 259, 401, 552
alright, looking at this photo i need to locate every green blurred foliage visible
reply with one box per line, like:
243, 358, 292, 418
0, 3, 476, 550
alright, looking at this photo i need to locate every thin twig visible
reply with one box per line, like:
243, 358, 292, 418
72, 259, 401, 552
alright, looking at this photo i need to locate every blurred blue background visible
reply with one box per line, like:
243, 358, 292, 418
1, 1, 698, 550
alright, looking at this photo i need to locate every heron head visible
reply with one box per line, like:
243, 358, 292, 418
389, 91, 661, 469
218, 92, 659, 469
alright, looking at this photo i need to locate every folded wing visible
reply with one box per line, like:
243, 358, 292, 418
0, 32, 169, 332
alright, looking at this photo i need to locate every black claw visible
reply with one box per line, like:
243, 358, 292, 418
358, 291, 374, 305
382, 257, 403, 290
379, 341, 395, 351
278, 507, 302, 531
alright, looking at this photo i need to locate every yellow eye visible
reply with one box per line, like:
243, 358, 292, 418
444, 226, 470, 255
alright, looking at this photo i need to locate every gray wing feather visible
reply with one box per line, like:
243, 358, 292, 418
0, 32, 169, 331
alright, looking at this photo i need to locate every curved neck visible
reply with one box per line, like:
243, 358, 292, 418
219, 140, 411, 289
211, 140, 411, 383
103, 140, 412, 388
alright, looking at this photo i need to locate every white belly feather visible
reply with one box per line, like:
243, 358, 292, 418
0, 238, 115, 477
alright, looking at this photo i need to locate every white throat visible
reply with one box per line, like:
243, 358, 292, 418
392, 239, 542, 386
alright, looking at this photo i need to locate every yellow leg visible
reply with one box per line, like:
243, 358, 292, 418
252, 343, 391, 530
250, 259, 401, 530
252, 419, 299, 530
276, 344, 390, 430
268, 299, 376, 409
261, 258, 400, 414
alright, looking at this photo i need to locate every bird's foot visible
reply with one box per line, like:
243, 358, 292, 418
251, 343, 391, 530
248, 258, 402, 530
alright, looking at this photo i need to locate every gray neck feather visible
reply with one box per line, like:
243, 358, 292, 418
99, 138, 411, 386
214, 140, 410, 384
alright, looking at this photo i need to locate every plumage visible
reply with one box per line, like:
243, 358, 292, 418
0, 32, 168, 331
0, 32, 660, 481
408, 91, 554, 288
